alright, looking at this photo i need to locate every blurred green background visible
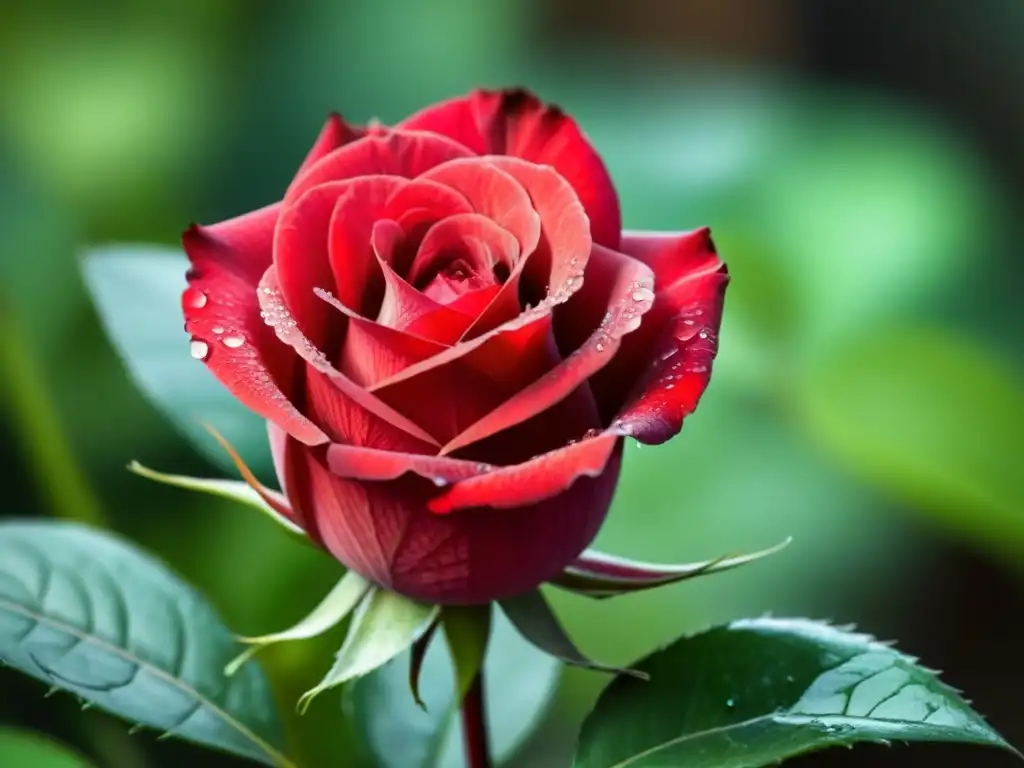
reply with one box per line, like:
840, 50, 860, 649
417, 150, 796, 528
1, 0, 1022, 766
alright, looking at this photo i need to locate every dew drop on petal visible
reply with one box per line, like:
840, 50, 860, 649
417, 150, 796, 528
222, 335, 246, 349
211, 326, 225, 335
189, 339, 210, 361
631, 287, 654, 303
184, 287, 208, 309
595, 343, 605, 352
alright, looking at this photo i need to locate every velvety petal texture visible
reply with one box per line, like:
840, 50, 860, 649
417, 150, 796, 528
181, 87, 728, 605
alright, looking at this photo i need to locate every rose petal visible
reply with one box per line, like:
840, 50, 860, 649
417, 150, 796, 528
400, 88, 621, 249
315, 287, 447, 386
409, 213, 520, 309
327, 176, 407, 317
285, 129, 474, 210
440, 244, 653, 456
292, 113, 365, 183
370, 220, 473, 342
428, 432, 622, 513
325, 443, 489, 483
607, 229, 728, 444
419, 158, 541, 257
463, 157, 591, 338
258, 266, 441, 447
279, 433, 621, 604
370, 310, 559, 445
182, 212, 329, 446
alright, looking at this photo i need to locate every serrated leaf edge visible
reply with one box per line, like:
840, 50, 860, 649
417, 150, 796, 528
0, 597, 296, 768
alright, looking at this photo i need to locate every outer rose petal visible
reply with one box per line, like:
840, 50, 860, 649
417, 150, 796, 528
400, 88, 622, 249
292, 113, 365, 184
285, 129, 474, 209
430, 432, 621, 513
276, 434, 621, 604
182, 211, 329, 446
609, 228, 728, 444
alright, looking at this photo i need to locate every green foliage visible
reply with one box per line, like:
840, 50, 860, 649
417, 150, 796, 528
81, 246, 275, 481
298, 589, 438, 713
0, 521, 290, 767
574, 617, 1016, 767
800, 328, 1024, 560
350, 611, 560, 768
0, 728, 94, 768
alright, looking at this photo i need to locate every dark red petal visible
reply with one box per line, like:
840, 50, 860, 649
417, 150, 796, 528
429, 432, 621, 513
273, 180, 346, 349
419, 158, 541, 257
440, 244, 653, 456
315, 288, 447, 386
369, 309, 558, 445
400, 88, 621, 249
281, 433, 621, 604
610, 228, 728, 444
285, 129, 474, 209
258, 266, 441, 447
182, 212, 328, 446
325, 443, 489, 482
325, 176, 412, 318
463, 157, 591, 338
292, 113, 365, 182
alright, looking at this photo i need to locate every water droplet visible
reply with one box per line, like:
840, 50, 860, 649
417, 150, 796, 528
567, 274, 584, 292
698, 331, 709, 339
682, 319, 695, 326
665, 383, 675, 390
431, 477, 448, 487
595, 343, 605, 352
189, 339, 209, 361
184, 287, 207, 309
222, 335, 245, 349
726, 698, 735, 708
631, 287, 654, 303
211, 326, 225, 335
582, 428, 600, 440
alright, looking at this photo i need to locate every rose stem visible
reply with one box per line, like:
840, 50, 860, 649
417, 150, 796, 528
461, 669, 492, 768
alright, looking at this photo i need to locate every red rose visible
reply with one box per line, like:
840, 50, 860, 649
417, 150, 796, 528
182, 88, 726, 604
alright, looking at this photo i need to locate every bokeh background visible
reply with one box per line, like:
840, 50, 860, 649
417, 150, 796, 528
1, 0, 1022, 766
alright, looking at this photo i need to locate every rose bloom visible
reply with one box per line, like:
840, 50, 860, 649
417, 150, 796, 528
182, 88, 726, 604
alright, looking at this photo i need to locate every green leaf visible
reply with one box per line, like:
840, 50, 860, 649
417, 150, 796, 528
799, 328, 1024, 559
573, 617, 1016, 768
0, 728, 94, 767
226, 571, 370, 676
298, 588, 438, 712
441, 605, 492, 704
350, 610, 561, 768
0, 520, 292, 767
80, 246, 274, 479
500, 590, 646, 679
128, 461, 303, 538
